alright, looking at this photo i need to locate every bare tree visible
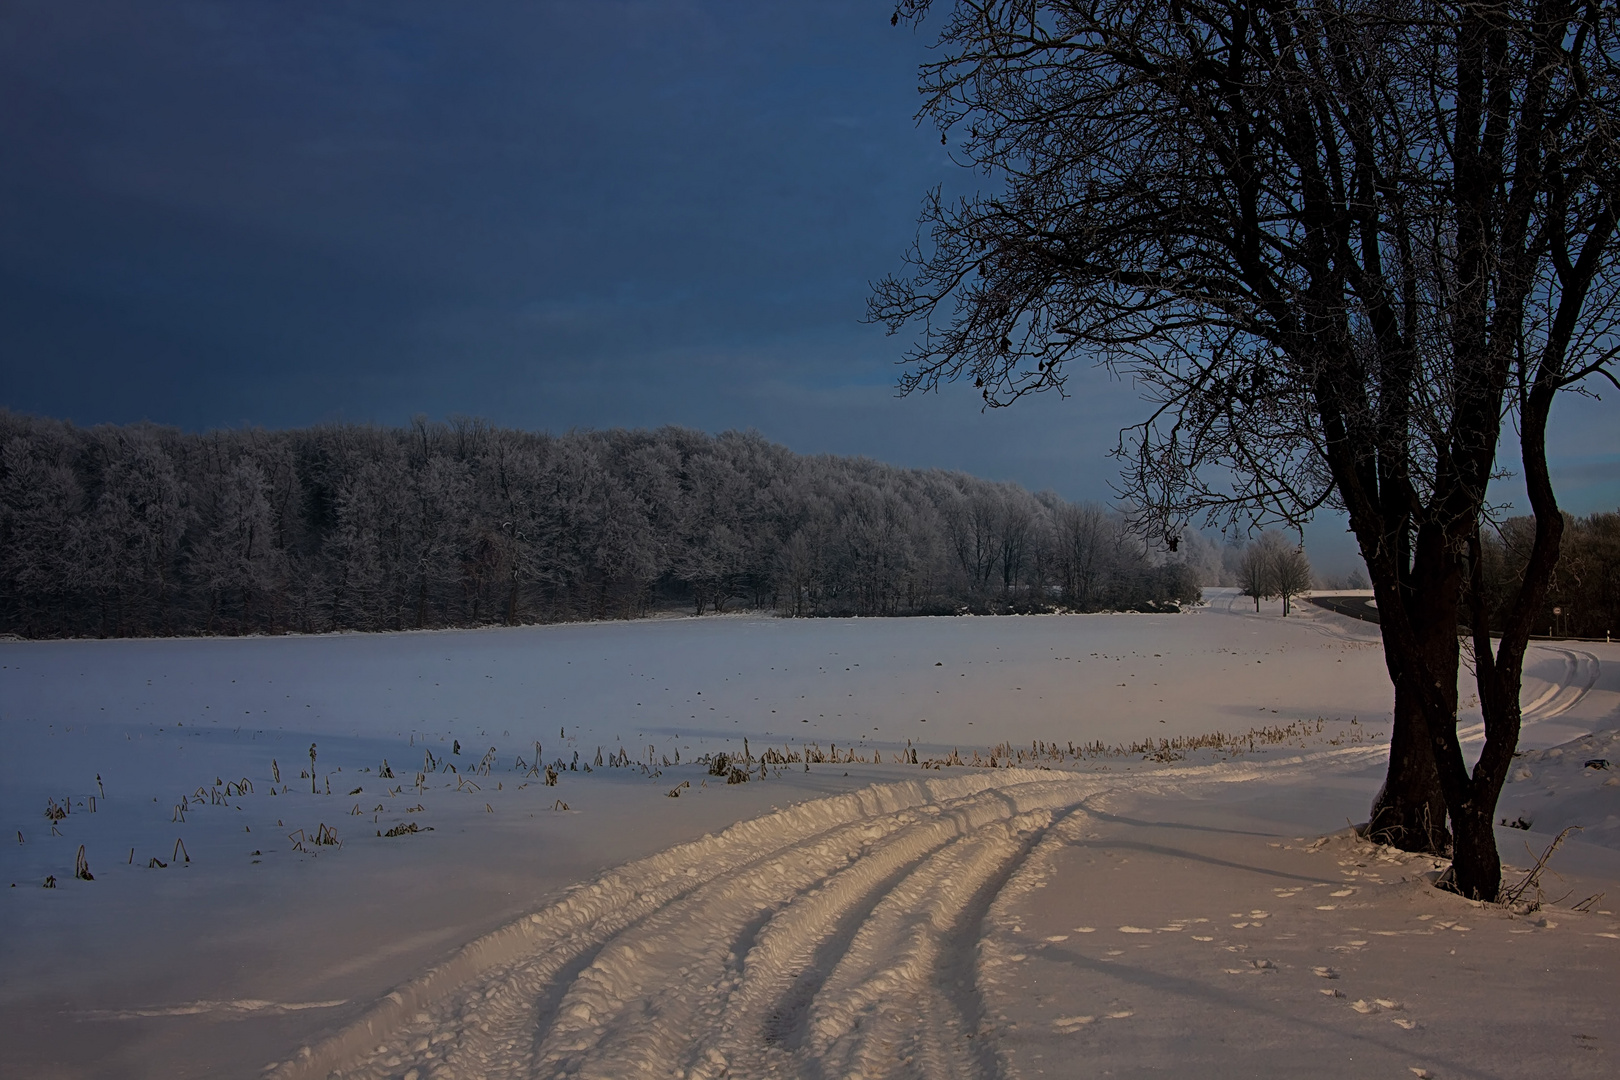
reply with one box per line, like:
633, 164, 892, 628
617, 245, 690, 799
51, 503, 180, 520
876, 0, 1620, 897
1237, 543, 1274, 613
1054, 501, 1111, 606
1265, 535, 1313, 616
996, 484, 1037, 596
944, 482, 1002, 594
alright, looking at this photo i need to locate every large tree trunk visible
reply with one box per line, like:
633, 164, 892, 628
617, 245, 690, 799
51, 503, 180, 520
1447, 799, 1503, 899
1365, 684, 1450, 853
1365, 526, 1462, 856
1422, 389, 1568, 901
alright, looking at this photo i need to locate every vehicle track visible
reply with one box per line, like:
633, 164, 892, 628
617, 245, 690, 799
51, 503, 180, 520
1457, 646, 1601, 745
1518, 647, 1600, 722
271, 751, 1385, 1080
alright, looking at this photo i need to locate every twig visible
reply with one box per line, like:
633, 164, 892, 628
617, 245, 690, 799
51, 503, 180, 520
1501, 826, 1580, 907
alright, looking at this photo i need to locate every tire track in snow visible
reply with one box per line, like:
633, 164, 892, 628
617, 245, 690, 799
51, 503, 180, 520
803, 809, 1052, 1080
1519, 648, 1600, 721
1459, 646, 1601, 745
529, 809, 939, 1079
270, 751, 1384, 1080
711, 790, 1052, 1069
976, 812, 1098, 1080
269, 780, 979, 1080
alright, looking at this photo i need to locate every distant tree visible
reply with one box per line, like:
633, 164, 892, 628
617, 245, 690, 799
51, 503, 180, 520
190, 457, 280, 633
0, 433, 85, 634
944, 482, 1001, 595
1237, 543, 1274, 613
1053, 502, 1110, 607
777, 527, 816, 617
407, 454, 471, 628
1266, 536, 1313, 616
85, 429, 188, 636
840, 482, 912, 614
996, 486, 1037, 596
1171, 528, 1232, 590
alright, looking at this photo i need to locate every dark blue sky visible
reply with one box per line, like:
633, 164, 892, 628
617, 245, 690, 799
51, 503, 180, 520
2, 1, 1614, 573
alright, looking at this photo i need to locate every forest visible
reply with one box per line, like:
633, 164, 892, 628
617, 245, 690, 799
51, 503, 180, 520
0, 412, 1207, 638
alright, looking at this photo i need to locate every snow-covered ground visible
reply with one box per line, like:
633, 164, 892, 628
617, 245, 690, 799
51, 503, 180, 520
2, 590, 1616, 1078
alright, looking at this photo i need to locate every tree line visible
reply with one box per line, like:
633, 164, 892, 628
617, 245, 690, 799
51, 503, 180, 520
0, 412, 1204, 638
1481, 512, 1620, 641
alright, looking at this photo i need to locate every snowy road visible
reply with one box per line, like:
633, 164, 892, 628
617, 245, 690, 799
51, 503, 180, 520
271, 751, 1386, 1080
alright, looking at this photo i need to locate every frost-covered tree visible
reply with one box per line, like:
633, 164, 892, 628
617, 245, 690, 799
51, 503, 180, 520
190, 456, 280, 633
0, 413, 1210, 632
0, 432, 86, 634
84, 428, 188, 635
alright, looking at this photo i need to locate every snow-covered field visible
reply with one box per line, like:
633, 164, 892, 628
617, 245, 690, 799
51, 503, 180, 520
2, 590, 1617, 1078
